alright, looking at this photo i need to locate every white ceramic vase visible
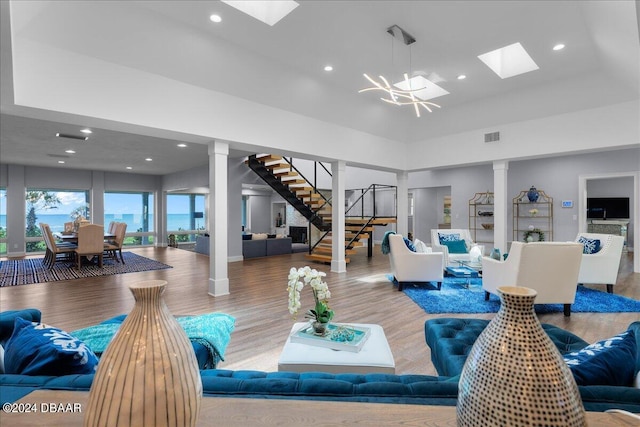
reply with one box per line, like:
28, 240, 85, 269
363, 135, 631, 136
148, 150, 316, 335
457, 286, 585, 427
84, 280, 202, 427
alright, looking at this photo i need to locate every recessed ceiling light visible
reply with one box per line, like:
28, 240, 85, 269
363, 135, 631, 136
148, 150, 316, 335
145, 158, 153, 161
58, 160, 65, 164
324, 65, 333, 72
126, 166, 133, 170
553, 43, 565, 51
65, 149, 76, 154
457, 74, 467, 80
80, 129, 92, 134
210, 14, 222, 23
478, 42, 539, 79
177, 143, 187, 148
221, 0, 299, 26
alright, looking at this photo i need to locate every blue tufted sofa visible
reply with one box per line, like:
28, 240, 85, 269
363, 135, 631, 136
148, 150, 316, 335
0, 309, 458, 407
2, 310, 639, 412
425, 318, 640, 413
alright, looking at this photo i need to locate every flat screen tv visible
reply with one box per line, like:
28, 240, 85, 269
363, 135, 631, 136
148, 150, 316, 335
587, 197, 630, 219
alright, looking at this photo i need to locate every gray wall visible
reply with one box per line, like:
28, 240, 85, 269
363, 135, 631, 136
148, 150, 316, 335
407, 147, 638, 248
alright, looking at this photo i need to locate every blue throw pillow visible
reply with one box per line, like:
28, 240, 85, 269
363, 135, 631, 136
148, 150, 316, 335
442, 239, 468, 254
564, 330, 636, 386
438, 233, 460, 244
403, 237, 416, 252
4, 317, 99, 376
578, 236, 601, 254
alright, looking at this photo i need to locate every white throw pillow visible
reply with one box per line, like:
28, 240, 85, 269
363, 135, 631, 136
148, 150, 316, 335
413, 239, 431, 254
252, 233, 268, 240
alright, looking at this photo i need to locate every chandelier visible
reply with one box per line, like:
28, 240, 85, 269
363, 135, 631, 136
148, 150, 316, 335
359, 25, 441, 118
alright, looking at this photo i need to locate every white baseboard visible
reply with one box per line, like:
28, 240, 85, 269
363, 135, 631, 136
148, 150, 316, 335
228, 255, 243, 262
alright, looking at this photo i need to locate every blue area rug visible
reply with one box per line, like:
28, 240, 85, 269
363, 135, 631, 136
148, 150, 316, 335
0, 252, 172, 287
388, 275, 640, 315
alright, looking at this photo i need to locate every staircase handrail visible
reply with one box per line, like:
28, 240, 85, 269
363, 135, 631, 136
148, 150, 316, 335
345, 184, 397, 218
282, 157, 332, 205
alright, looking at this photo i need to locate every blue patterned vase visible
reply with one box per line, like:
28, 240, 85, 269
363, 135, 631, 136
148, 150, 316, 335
527, 186, 539, 202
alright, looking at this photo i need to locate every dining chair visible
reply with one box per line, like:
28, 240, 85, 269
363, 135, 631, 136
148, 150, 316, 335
74, 224, 104, 269
104, 222, 127, 264
40, 223, 76, 268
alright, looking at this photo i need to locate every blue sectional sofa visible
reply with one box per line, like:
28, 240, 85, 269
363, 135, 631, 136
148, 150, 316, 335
425, 318, 640, 413
1, 310, 639, 413
0, 309, 457, 407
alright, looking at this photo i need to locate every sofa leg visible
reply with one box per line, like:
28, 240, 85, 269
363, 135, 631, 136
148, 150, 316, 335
563, 304, 571, 317
398, 282, 403, 292
606, 284, 613, 294
484, 291, 490, 301
437, 282, 442, 291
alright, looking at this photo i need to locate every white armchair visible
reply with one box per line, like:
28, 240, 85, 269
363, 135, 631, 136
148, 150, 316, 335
482, 242, 583, 316
430, 229, 475, 266
388, 234, 444, 291
575, 233, 624, 293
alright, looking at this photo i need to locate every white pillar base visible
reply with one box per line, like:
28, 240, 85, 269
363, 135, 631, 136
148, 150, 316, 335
208, 278, 230, 297
331, 260, 347, 273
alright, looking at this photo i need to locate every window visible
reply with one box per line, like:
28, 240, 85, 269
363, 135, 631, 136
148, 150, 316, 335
25, 189, 90, 253
0, 188, 6, 255
104, 192, 155, 246
167, 193, 206, 244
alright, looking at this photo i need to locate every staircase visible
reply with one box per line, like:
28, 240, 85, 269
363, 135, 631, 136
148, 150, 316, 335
245, 154, 396, 264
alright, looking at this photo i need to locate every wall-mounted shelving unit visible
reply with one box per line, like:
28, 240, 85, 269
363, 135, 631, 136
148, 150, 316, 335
513, 189, 553, 242
469, 192, 494, 244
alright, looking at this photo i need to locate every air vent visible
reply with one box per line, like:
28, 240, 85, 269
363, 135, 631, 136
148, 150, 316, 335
56, 133, 88, 141
484, 131, 500, 143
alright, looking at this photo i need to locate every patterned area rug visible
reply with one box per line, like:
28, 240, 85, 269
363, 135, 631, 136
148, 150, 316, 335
387, 275, 640, 315
0, 252, 172, 287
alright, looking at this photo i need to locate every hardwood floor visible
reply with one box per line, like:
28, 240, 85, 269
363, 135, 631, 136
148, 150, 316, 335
1, 247, 638, 376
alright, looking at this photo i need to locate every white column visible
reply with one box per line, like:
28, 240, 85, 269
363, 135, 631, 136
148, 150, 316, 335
396, 171, 409, 237
493, 160, 509, 254
208, 141, 230, 296
331, 160, 346, 273
156, 191, 167, 247
90, 171, 105, 225
6, 165, 26, 257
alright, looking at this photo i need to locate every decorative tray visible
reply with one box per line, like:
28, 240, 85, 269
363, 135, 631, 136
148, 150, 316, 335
289, 323, 371, 353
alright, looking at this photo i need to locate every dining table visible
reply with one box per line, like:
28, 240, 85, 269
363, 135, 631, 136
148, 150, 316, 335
56, 232, 116, 243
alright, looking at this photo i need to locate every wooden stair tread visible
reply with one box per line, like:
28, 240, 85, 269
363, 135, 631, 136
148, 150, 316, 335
305, 253, 351, 264
314, 247, 357, 255
274, 171, 298, 178
293, 187, 314, 193
344, 217, 397, 225
255, 154, 283, 163
264, 163, 290, 170
345, 226, 374, 232
283, 179, 307, 185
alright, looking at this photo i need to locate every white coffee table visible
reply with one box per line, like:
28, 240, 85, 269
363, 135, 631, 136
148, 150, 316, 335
278, 322, 395, 374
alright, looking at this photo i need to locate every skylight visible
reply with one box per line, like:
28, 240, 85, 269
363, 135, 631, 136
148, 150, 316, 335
393, 75, 449, 101
477, 42, 539, 79
221, 1, 299, 26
